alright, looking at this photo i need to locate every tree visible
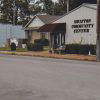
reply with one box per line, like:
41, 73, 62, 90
37, 0, 55, 15
57, 0, 97, 14
58, 0, 67, 13
57, 0, 83, 14
0, 0, 97, 24
53, 2, 65, 15
0, 0, 30, 24
28, 1, 42, 15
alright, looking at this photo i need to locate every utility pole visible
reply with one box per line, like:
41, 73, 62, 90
67, 0, 69, 13
11, 0, 16, 39
96, 0, 100, 61
13, 0, 16, 25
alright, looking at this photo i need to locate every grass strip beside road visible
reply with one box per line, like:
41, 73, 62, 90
0, 51, 96, 62
0, 47, 27, 52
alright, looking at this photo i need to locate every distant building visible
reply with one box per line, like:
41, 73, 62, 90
24, 15, 60, 43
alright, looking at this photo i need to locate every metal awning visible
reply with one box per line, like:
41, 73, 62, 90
38, 23, 66, 33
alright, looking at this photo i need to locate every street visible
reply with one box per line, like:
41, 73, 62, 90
0, 54, 100, 100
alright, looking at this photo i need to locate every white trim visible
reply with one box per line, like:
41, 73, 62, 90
24, 15, 36, 28
24, 15, 45, 28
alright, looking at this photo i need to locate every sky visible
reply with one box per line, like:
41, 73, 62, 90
33, 0, 58, 2
29, 0, 58, 5
46, 0, 57, 1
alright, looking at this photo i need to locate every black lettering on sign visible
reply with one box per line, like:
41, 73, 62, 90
74, 29, 90, 33
72, 19, 94, 33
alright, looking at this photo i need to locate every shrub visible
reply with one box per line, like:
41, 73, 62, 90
27, 43, 33, 51
89, 45, 96, 55
34, 39, 49, 46
32, 44, 43, 51
65, 44, 96, 55
34, 39, 41, 44
27, 43, 43, 51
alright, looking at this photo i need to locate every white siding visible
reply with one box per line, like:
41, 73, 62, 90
28, 17, 44, 28
54, 6, 97, 45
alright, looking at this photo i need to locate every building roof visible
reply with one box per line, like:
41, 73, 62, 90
37, 15, 61, 24
53, 3, 97, 23
24, 27, 39, 31
38, 3, 97, 33
84, 3, 97, 9
24, 3, 97, 31
24, 15, 61, 29
38, 23, 66, 33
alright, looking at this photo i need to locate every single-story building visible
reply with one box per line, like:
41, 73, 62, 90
24, 15, 60, 43
38, 3, 97, 50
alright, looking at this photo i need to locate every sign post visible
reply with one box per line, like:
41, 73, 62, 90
96, 0, 100, 61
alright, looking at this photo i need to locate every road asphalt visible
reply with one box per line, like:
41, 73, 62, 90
0, 54, 100, 100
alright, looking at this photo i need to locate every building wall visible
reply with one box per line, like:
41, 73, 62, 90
31, 31, 41, 43
54, 6, 97, 45
25, 16, 48, 43
25, 30, 49, 43
31, 31, 49, 43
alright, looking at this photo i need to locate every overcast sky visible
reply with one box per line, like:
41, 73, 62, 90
34, 0, 58, 2
52, 0, 58, 2
29, 0, 58, 5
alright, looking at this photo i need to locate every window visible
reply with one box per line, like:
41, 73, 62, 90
41, 33, 46, 39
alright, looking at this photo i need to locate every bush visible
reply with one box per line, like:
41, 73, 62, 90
34, 39, 41, 44
27, 43, 33, 51
90, 45, 96, 55
34, 39, 49, 46
27, 43, 43, 51
65, 44, 96, 55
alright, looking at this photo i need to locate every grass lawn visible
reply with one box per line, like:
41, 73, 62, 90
0, 47, 27, 52
43, 46, 49, 51
0, 47, 10, 51
0, 46, 49, 52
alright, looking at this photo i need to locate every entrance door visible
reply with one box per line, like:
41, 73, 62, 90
50, 32, 65, 49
